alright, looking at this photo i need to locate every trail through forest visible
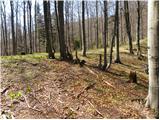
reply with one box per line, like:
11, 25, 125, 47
0, 40, 156, 119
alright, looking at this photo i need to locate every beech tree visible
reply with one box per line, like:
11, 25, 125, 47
96, 1, 99, 49
102, 0, 108, 70
114, 1, 121, 63
43, 0, 55, 59
77, 2, 82, 50
28, 1, 32, 54
137, 1, 141, 56
23, 1, 27, 53
146, 0, 159, 113
82, 1, 86, 56
10, 1, 16, 55
2, 1, 8, 55
124, 1, 133, 54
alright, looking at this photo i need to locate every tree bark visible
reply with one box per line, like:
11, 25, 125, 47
86, 2, 89, 49
78, 3, 82, 50
114, 1, 121, 63
82, 1, 86, 56
124, 1, 133, 54
146, 0, 159, 112
57, 1, 68, 60
96, 1, 99, 49
23, 1, 27, 53
137, 1, 141, 56
43, 0, 55, 59
28, 1, 32, 54
34, 0, 38, 52
10, 1, 16, 55
2, 2, 8, 55
102, 0, 108, 70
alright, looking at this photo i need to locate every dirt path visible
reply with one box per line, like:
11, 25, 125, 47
1, 52, 154, 119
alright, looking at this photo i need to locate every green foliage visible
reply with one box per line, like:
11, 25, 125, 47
26, 85, 31, 94
8, 91, 22, 100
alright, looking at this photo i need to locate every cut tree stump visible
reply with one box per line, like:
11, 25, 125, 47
127, 71, 137, 83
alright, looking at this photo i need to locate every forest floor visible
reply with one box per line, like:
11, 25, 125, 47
0, 39, 156, 119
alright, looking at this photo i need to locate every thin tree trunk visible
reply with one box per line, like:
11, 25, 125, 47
28, 1, 32, 54
102, 0, 108, 70
124, 1, 133, 54
78, 3, 82, 50
23, 1, 27, 53
107, 3, 117, 69
3, 2, 8, 55
15, 1, 18, 53
82, 1, 86, 56
114, 1, 121, 63
10, 1, 16, 55
34, 0, 38, 52
86, 2, 89, 49
137, 1, 141, 56
96, 1, 99, 49
71, 1, 74, 50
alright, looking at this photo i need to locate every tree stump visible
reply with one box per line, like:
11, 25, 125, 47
128, 71, 137, 83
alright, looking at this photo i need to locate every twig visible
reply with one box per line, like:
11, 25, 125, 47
86, 99, 104, 118
22, 94, 42, 113
103, 80, 115, 89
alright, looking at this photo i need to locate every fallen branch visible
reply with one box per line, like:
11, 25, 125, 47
84, 66, 99, 78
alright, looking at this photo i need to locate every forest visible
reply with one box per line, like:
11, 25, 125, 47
0, 0, 159, 119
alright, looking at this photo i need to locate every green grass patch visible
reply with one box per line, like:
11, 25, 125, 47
8, 91, 22, 100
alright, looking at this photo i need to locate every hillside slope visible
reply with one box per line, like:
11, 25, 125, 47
1, 39, 155, 119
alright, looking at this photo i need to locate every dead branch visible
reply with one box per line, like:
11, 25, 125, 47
84, 66, 99, 78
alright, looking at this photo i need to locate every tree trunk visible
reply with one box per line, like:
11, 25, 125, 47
2, 2, 8, 55
86, 2, 89, 50
57, 1, 68, 60
124, 1, 133, 54
43, 0, 55, 59
48, 1, 55, 53
28, 1, 32, 54
15, 1, 18, 53
137, 1, 141, 56
71, 1, 74, 50
78, 3, 82, 50
102, 0, 108, 70
23, 1, 27, 53
34, 0, 38, 52
96, 1, 99, 49
82, 1, 86, 56
10, 1, 16, 55
146, 0, 159, 112
114, 1, 121, 63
